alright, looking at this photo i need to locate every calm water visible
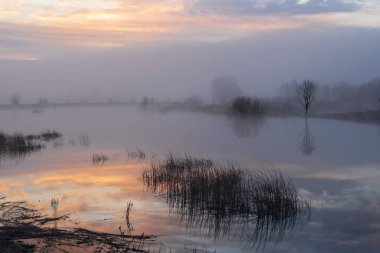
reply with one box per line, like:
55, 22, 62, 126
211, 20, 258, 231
1, 106, 380, 252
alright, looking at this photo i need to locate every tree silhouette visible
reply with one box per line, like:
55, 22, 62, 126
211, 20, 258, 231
296, 80, 316, 115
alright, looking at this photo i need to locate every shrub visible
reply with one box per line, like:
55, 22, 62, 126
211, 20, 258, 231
231, 96, 264, 115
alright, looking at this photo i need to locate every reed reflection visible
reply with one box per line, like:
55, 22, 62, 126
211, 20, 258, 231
51, 196, 59, 229
67, 134, 90, 148
142, 154, 310, 249
299, 117, 316, 156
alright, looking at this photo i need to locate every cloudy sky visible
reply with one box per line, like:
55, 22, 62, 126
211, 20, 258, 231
1, 0, 380, 102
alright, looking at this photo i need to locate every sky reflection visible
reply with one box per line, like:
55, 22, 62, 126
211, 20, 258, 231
1, 108, 380, 252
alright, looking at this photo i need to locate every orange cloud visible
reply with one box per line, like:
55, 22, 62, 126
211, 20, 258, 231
0, 0, 378, 49
0, 0, 310, 48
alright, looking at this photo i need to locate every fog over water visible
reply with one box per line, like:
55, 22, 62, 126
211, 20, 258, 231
1, 107, 380, 252
1, 1, 380, 252
1, 28, 380, 102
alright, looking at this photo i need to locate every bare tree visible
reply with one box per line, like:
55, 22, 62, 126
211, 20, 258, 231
296, 80, 316, 115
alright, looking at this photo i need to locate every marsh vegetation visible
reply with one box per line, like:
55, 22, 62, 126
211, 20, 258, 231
0, 197, 154, 253
127, 148, 146, 160
1, 106, 377, 252
142, 154, 310, 249
92, 153, 109, 165
0, 130, 61, 161
230, 96, 264, 115
68, 134, 90, 148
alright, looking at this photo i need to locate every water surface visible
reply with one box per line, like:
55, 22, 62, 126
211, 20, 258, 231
1, 106, 379, 252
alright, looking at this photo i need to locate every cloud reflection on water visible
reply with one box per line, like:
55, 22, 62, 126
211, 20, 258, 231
1, 108, 380, 252
1, 152, 380, 252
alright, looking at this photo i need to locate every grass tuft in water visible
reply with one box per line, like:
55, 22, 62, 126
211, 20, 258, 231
127, 148, 146, 160
0, 130, 62, 161
92, 153, 109, 165
142, 153, 310, 249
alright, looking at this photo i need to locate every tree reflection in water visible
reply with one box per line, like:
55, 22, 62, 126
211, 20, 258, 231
299, 117, 316, 156
142, 154, 310, 250
225, 115, 266, 138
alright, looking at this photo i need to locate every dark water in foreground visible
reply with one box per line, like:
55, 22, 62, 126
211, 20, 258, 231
1, 106, 379, 252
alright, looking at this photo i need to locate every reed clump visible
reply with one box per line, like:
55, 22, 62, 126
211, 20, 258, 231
0, 130, 62, 161
142, 153, 310, 249
127, 148, 146, 160
92, 153, 109, 165
231, 96, 264, 115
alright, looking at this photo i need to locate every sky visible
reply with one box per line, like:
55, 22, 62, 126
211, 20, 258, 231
1, 0, 380, 102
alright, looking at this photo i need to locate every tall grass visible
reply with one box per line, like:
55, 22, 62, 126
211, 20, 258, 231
142, 153, 310, 249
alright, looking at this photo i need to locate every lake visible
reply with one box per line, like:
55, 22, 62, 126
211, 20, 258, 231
1, 105, 380, 252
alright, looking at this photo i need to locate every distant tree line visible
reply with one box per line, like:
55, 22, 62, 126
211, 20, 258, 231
276, 78, 380, 113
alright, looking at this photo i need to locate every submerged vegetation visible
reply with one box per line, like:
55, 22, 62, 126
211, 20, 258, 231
127, 148, 146, 160
142, 154, 310, 249
0, 130, 61, 161
33, 130, 62, 141
68, 134, 90, 148
0, 197, 154, 252
125, 201, 134, 235
92, 153, 109, 165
